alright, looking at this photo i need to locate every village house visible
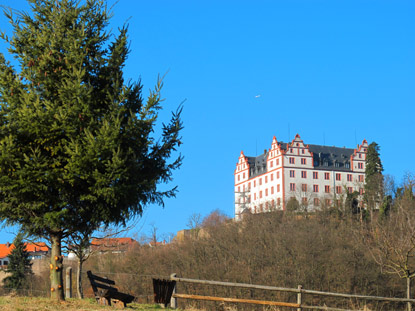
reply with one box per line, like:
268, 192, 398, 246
0, 242, 50, 268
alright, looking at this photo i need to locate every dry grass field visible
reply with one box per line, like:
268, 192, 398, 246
0, 296, 176, 311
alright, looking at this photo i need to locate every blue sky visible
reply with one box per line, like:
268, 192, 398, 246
0, 0, 414, 243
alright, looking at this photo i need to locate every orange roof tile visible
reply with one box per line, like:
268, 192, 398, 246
91, 237, 136, 247
90, 238, 137, 252
0, 242, 49, 259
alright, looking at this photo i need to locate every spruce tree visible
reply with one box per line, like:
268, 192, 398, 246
364, 142, 384, 212
3, 233, 32, 291
0, 0, 182, 300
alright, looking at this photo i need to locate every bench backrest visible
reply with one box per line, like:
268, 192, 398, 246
87, 270, 117, 294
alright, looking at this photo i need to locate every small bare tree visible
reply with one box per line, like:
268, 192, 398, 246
363, 179, 415, 311
65, 223, 138, 298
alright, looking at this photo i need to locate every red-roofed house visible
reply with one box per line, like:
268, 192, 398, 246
0, 242, 50, 268
90, 238, 138, 254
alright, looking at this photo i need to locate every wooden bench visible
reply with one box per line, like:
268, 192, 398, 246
87, 270, 135, 308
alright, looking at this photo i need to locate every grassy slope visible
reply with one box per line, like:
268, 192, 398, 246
0, 297, 176, 311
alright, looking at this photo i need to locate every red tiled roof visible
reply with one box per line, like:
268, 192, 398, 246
0, 242, 49, 259
90, 238, 137, 252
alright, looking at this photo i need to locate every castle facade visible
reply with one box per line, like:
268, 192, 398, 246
234, 134, 368, 219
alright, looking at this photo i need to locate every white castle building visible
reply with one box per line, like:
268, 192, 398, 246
234, 134, 368, 219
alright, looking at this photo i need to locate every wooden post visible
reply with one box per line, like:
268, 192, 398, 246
407, 276, 412, 311
170, 273, 177, 309
297, 285, 302, 311
65, 267, 72, 299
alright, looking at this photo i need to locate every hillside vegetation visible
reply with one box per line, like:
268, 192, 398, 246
82, 176, 415, 311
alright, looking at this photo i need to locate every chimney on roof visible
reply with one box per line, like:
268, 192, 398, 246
6, 242, 10, 248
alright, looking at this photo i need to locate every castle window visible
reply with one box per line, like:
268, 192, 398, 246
359, 188, 364, 195
254, 180, 256, 187
359, 175, 364, 182
271, 174, 274, 181
260, 191, 262, 198
290, 170, 295, 178
313, 172, 318, 179
336, 173, 341, 181
248, 182, 251, 189
254, 193, 256, 200
290, 183, 296, 191
265, 176, 268, 183
302, 184, 307, 192
324, 173, 330, 180
348, 187, 353, 193
289, 157, 295, 164
301, 158, 306, 165
259, 178, 262, 185
277, 198, 281, 206
277, 171, 280, 179
277, 184, 280, 192
276, 159, 280, 166
237, 175, 240, 181
271, 187, 274, 194
336, 186, 342, 194
302, 197, 307, 204
270, 161, 273, 168
359, 154, 362, 158
347, 174, 352, 182
314, 198, 320, 206
265, 189, 268, 196
243, 172, 245, 179
325, 185, 330, 193
358, 163, 364, 169
335, 162, 340, 168
313, 185, 319, 192
302, 149, 305, 154
325, 199, 331, 206
345, 162, 350, 168
301, 171, 307, 178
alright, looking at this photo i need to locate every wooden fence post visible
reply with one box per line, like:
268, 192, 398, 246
170, 273, 177, 309
65, 267, 72, 299
297, 285, 302, 311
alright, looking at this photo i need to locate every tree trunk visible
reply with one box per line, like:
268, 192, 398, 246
50, 234, 64, 300
407, 276, 412, 311
77, 258, 84, 299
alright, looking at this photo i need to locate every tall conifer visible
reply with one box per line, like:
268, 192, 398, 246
364, 142, 383, 212
0, 0, 182, 300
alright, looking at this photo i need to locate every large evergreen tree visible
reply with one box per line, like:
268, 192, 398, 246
3, 232, 32, 291
364, 142, 383, 212
0, 0, 182, 300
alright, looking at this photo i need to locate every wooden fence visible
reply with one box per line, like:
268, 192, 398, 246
166, 274, 415, 311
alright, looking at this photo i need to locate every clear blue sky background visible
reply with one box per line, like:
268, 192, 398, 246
0, 0, 414, 243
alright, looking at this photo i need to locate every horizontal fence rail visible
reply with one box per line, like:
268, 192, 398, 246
168, 274, 415, 311
174, 293, 300, 308
171, 276, 415, 303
